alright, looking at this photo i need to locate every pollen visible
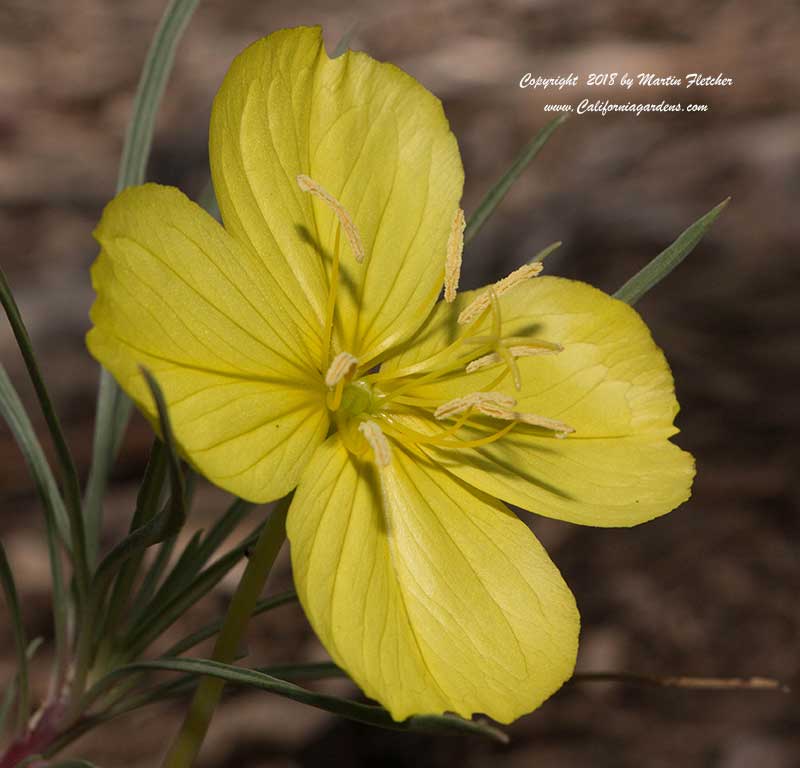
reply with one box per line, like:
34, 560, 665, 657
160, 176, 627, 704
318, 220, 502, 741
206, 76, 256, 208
296, 174, 365, 263
358, 420, 392, 467
444, 207, 465, 303
458, 261, 544, 325
434, 391, 517, 420
325, 351, 358, 388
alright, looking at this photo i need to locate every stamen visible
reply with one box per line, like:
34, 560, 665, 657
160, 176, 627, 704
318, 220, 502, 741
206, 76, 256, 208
358, 420, 392, 467
434, 391, 516, 421
482, 406, 574, 439
444, 208, 465, 303
458, 261, 543, 326
508, 342, 563, 357
465, 343, 561, 373
297, 175, 365, 263
513, 412, 574, 438
325, 351, 358, 388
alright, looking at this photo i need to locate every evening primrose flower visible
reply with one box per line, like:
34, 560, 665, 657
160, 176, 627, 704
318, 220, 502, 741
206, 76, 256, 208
87, 27, 694, 723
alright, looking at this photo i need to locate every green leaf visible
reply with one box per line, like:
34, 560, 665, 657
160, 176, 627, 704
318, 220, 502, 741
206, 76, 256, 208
90, 658, 509, 744
163, 589, 297, 657
84, 0, 202, 565
91, 372, 186, 596
0, 367, 70, 546
73, 371, 186, 699
135, 498, 252, 631
0, 541, 30, 733
98, 441, 169, 652
0, 639, 44, 739
105, 661, 341, 720
464, 114, 568, 245
258, 661, 343, 682
128, 533, 177, 620
613, 199, 730, 306
0, 269, 89, 605
140, 529, 203, 619
125, 522, 262, 657
194, 498, 252, 568
0, 368, 70, 678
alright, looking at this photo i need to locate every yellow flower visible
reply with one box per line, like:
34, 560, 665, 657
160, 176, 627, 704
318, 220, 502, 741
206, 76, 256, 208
87, 27, 694, 723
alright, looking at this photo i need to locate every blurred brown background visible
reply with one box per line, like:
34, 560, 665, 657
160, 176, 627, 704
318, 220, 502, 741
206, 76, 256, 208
1, 0, 798, 766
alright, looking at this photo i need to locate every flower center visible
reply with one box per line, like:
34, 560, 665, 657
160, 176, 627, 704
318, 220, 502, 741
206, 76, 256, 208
297, 173, 574, 468
339, 380, 374, 417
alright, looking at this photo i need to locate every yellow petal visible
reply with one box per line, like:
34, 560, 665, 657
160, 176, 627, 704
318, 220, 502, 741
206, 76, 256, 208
88, 183, 328, 502
287, 435, 579, 723
210, 26, 464, 363
384, 276, 694, 525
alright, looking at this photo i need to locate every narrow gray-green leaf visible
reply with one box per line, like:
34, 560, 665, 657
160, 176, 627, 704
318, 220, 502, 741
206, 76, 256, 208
0, 639, 44, 740
163, 589, 297, 657
92, 373, 186, 596
142, 530, 203, 616
465, 114, 568, 244
125, 523, 262, 657
0, 373, 68, 684
90, 658, 508, 744
195, 498, 252, 568
0, 270, 89, 604
0, 541, 29, 733
0, 367, 70, 547
128, 533, 177, 621
99, 440, 168, 651
138, 496, 248, 628
85, 0, 202, 565
140, 369, 185, 533
614, 199, 730, 305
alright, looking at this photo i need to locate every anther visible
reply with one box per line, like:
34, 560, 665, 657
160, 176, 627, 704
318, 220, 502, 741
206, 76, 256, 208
458, 262, 544, 326
444, 208, 465, 303
434, 392, 516, 421
296, 174, 365, 263
325, 351, 358, 388
486, 407, 574, 439
358, 420, 392, 467
465, 342, 563, 373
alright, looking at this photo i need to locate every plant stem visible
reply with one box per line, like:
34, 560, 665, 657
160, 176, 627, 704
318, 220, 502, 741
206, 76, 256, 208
571, 671, 790, 693
160, 496, 290, 768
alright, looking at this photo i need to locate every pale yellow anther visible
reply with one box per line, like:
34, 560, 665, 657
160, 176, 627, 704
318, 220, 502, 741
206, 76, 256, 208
296, 174, 365, 263
458, 261, 544, 325
465, 352, 503, 373
487, 407, 574, 439
508, 342, 563, 357
434, 391, 516, 421
358, 420, 392, 467
465, 343, 563, 373
444, 208, 465, 303
325, 351, 358, 388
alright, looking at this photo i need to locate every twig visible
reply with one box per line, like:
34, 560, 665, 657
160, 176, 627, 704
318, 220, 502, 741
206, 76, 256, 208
571, 672, 791, 693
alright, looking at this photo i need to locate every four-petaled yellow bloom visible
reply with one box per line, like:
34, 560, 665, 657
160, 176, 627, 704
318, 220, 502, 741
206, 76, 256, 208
87, 27, 694, 723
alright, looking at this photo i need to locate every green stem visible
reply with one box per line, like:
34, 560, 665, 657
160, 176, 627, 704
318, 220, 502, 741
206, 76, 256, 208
160, 496, 290, 768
